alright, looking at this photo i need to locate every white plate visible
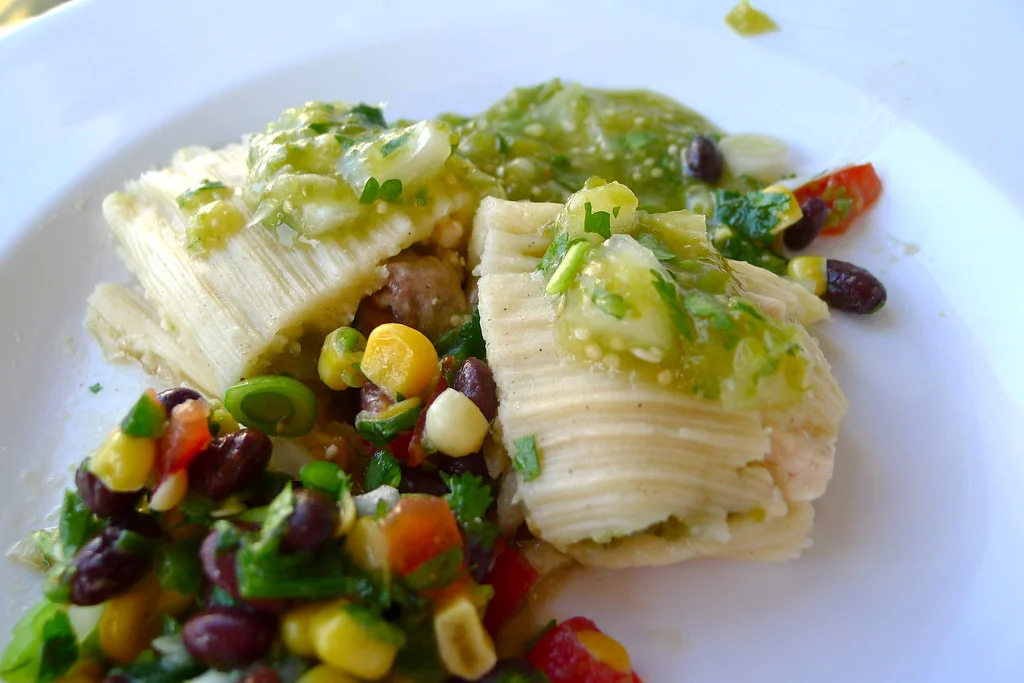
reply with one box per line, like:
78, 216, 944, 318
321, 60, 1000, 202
2, 1, 1023, 681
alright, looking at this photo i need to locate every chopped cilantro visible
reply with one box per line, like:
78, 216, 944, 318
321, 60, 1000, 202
308, 122, 331, 134
635, 231, 677, 261
334, 134, 355, 149
155, 537, 203, 595
537, 231, 571, 279
712, 189, 792, 245
0, 602, 78, 683
495, 132, 512, 155
624, 131, 656, 150
435, 309, 486, 364
360, 177, 381, 204
300, 461, 352, 500
684, 294, 736, 332
87, 383, 102, 394
710, 228, 788, 275
551, 154, 570, 168
583, 201, 612, 239
58, 489, 101, 560
381, 131, 412, 158
414, 188, 428, 206
442, 472, 501, 550
592, 286, 629, 319
404, 546, 464, 591
729, 297, 765, 321
612, 205, 621, 218
511, 436, 541, 482
365, 451, 402, 491
378, 178, 403, 202
341, 604, 406, 647
832, 196, 853, 219
351, 103, 387, 128
650, 269, 694, 340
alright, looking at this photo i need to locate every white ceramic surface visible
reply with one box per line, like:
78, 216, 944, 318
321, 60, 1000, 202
1, 1, 1022, 681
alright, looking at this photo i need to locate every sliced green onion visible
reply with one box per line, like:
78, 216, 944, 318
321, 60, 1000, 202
120, 390, 168, 438
354, 398, 422, 447
545, 240, 589, 295
224, 376, 318, 437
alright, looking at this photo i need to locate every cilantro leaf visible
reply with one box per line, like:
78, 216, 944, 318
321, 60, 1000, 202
360, 177, 381, 204
300, 461, 352, 500
38, 610, 77, 683
592, 286, 629, 320
87, 383, 102, 394
442, 473, 500, 551
0, 602, 77, 683
537, 231, 571, 280
155, 537, 203, 595
378, 178, 403, 202
684, 294, 736, 332
511, 436, 541, 482
712, 189, 792, 245
308, 122, 331, 134
404, 546, 464, 592
650, 270, 694, 340
583, 202, 612, 239
624, 131, 656, 150
350, 103, 388, 128
710, 228, 788, 275
635, 231, 677, 262
365, 451, 402, 491
435, 309, 486, 364
58, 489, 102, 560
381, 130, 412, 158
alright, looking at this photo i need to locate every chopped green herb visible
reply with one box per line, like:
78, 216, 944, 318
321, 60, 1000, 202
729, 297, 766, 321
624, 131, 656, 150
650, 270, 694, 340
435, 309, 486, 364
87, 383, 102, 394
365, 451, 402, 491
374, 499, 390, 520
713, 189, 792, 246
155, 537, 203, 596
355, 399, 423, 447
612, 205, 621, 218
551, 154, 570, 168
308, 122, 331, 134
300, 461, 352, 499
832, 196, 853, 219
710, 228, 788, 275
495, 132, 512, 155
414, 188, 429, 206
380, 131, 412, 158
725, 0, 779, 36
592, 286, 629, 320
378, 178, 403, 202
335, 134, 356, 149
583, 201, 612, 239
545, 240, 590, 295
176, 180, 231, 211
442, 473, 500, 550
684, 294, 736, 332
341, 604, 406, 647
537, 231, 571, 280
120, 392, 168, 438
58, 489, 101, 560
635, 231, 677, 261
404, 546, 464, 591
511, 436, 541, 482
0, 602, 77, 683
351, 104, 388, 128
360, 177, 381, 204
107, 648, 205, 683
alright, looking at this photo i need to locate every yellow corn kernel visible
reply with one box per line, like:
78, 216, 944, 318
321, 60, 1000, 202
208, 402, 240, 436
99, 577, 161, 663
336, 491, 357, 538
148, 470, 188, 512
53, 659, 105, 683
361, 323, 438, 400
295, 664, 360, 683
319, 328, 368, 391
786, 255, 828, 296
310, 603, 399, 680
761, 184, 804, 232
345, 517, 390, 572
577, 630, 632, 674
423, 388, 490, 458
282, 602, 329, 657
89, 429, 156, 492
434, 595, 497, 680
156, 587, 194, 616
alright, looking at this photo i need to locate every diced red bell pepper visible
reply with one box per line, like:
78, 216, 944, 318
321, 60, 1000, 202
158, 399, 212, 475
528, 617, 642, 683
793, 163, 882, 235
483, 539, 540, 634
405, 357, 456, 467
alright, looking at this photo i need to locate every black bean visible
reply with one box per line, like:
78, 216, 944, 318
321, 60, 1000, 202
241, 667, 281, 683
783, 197, 829, 251
156, 387, 203, 412
360, 381, 393, 414
824, 259, 887, 314
75, 464, 140, 518
112, 512, 162, 538
189, 429, 273, 501
399, 465, 449, 496
454, 358, 498, 422
182, 607, 276, 669
199, 528, 283, 612
466, 539, 496, 584
683, 134, 724, 183
69, 526, 151, 606
282, 489, 338, 552
437, 452, 492, 483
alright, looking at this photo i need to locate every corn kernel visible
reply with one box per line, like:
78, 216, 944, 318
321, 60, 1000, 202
336, 491, 357, 538
89, 429, 157, 492
434, 595, 497, 680
786, 255, 828, 296
282, 601, 328, 657
311, 603, 398, 680
148, 469, 188, 512
319, 328, 368, 391
345, 518, 390, 571
156, 587, 194, 616
99, 576, 161, 663
361, 323, 438, 400
208, 402, 240, 436
423, 388, 490, 458
577, 630, 632, 674
761, 184, 804, 232
295, 665, 360, 683
53, 659, 104, 683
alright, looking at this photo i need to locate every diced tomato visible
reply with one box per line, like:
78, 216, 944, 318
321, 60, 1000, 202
387, 432, 414, 462
380, 496, 464, 576
483, 539, 540, 634
528, 617, 642, 683
793, 163, 882, 235
158, 399, 212, 474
